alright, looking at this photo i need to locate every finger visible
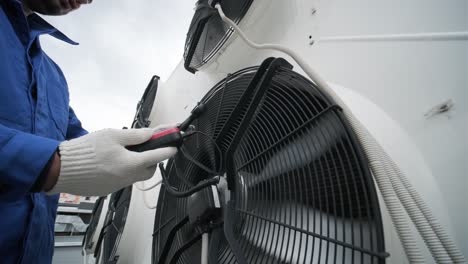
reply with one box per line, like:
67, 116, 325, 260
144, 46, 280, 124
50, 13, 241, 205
133, 147, 178, 168
115, 128, 154, 146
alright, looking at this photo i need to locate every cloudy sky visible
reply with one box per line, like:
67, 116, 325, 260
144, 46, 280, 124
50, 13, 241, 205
41, 1, 194, 132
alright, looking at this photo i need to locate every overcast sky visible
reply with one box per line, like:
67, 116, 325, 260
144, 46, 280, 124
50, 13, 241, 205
41, 1, 194, 132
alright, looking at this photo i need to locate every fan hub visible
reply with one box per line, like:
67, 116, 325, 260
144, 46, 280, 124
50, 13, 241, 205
187, 184, 222, 230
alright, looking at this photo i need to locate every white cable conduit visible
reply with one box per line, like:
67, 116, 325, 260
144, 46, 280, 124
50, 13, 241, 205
82, 247, 88, 264
384, 150, 466, 263
135, 180, 162, 192
135, 180, 162, 209
215, 4, 466, 263
142, 194, 157, 209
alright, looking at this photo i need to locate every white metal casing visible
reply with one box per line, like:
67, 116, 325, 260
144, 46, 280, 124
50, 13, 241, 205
112, 1, 467, 263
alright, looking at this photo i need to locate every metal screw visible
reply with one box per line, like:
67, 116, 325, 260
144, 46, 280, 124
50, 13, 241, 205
311, 8, 317, 15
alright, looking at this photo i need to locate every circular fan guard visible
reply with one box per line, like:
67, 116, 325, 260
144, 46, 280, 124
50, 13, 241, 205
133, 75, 160, 128
184, 0, 254, 73
95, 187, 133, 264
153, 58, 388, 264
83, 197, 106, 253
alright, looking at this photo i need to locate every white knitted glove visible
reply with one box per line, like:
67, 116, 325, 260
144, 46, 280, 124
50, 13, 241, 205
48, 127, 177, 196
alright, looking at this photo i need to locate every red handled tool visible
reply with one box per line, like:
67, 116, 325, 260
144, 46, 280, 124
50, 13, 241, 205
127, 102, 206, 153
127, 127, 183, 152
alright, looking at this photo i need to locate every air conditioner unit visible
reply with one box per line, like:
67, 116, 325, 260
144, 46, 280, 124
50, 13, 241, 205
87, 1, 467, 263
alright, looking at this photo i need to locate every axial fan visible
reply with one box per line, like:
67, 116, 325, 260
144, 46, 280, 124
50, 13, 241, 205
152, 58, 389, 264
184, 0, 254, 73
95, 187, 133, 264
93, 75, 161, 263
133, 75, 160, 128
83, 196, 109, 255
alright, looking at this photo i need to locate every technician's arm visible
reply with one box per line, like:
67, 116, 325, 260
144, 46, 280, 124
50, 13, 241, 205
43, 152, 60, 192
0, 123, 176, 198
40, 106, 88, 191
42, 108, 177, 196
0, 124, 59, 200
66, 107, 88, 140
45, 127, 177, 196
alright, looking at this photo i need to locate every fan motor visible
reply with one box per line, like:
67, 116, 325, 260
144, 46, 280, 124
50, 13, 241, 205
187, 185, 222, 230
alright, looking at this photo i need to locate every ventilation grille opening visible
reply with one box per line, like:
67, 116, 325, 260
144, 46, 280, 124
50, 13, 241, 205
184, 0, 254, 73
153, 58, 387, 264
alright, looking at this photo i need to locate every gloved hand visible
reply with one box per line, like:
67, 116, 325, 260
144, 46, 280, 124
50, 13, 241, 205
47, 126, 177, 196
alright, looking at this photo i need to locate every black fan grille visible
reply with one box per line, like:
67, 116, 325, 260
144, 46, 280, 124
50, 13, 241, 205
133, 76, 159, 128
184, 0, 254, 73
83, 197, 105, 251
96, 187, 132, 264
153, 61, 386, 263
230, 70, 382, 263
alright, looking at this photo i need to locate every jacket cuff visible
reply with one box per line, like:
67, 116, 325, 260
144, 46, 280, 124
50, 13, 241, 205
0, 131, 59, 200
29, 148, 58, 192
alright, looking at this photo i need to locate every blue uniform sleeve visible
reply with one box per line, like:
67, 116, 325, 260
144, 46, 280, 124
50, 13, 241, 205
66, 107, 88, 140
0, 124, 59, 200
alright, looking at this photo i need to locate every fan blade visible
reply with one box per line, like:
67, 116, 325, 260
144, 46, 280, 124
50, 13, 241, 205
242, 115, 343, 188
238, 238, 281, 263
223, 201, 248, 264
198, 131, 219, 174
202, 16, 227, 62
157, 216, 189, 264
208, 227, 223, 264
169, 232, 203, 264
236, 201, 378, 264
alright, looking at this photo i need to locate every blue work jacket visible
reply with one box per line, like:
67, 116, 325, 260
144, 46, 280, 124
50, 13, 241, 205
0, 0, 87, 263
